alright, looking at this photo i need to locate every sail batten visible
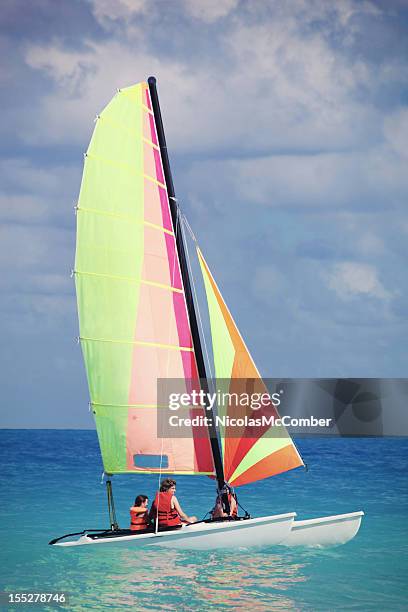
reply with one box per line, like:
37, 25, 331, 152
76, 82, 215, 476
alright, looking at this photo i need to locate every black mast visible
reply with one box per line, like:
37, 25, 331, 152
147, 76, 226, 494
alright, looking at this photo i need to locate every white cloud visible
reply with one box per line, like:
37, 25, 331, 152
89, 0, 148, 27
357, 233, 385, 256
183, 0, 239, 23
384, 107, 408, 159
326, 261, 391, 300
24, 40, 195, 147
0, 222, 75, 335
252, 265, 288, 303
0, 223, 72, 272
22, 0, 391, 158
0, 158, 80, 224
185, 145, 408, 212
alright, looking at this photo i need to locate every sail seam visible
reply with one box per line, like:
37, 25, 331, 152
80, 337, 193, 351
142, 136, 160, 150
95, 115, 159, 150
118, 88, 153, 114
77, 207, 173, 235
84, 152, 167, 188
144, 220, 174, 235
74, 270, 183, 293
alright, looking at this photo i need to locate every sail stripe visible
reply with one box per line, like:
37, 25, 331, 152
85, 152, 167, 188
75, 270, 183, 293
118, 87, 153, 113
78, 207, 174, 235
80, 337, 194, 351
228, 436, 292, 483
229, 444, 303, 487
142, 136, 160, 150
197, 247, 303, 487
96, 115, 160, 150
143, 220, 174, 235
148, 113, 158, 146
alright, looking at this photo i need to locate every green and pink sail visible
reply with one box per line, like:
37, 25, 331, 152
75, 81, 303, 487
75, 83, 213, 475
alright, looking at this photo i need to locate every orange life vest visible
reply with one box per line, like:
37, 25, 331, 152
150, 491, 182, 527
130, 507, 149, 531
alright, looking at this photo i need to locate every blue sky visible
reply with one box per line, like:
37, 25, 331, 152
1, 0, 407, 428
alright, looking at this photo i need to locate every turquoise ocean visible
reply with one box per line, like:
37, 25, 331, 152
1, 430, 407, 611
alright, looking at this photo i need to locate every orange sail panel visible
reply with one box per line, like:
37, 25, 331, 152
75, 83, 214, 475
197, 248, 303, 487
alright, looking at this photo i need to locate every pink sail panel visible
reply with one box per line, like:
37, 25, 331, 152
127, 406, 213, 473
125, 83, 214, 474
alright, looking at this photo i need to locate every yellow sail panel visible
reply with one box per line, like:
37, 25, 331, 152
75, 83, 214, 475
197, 248, 303, 487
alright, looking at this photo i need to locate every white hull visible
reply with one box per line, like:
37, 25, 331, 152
54, 512, 295, 550
53, 510, 364, 550
281, 511, 364, 547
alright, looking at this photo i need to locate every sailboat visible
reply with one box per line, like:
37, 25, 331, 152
50, 78, 363, 549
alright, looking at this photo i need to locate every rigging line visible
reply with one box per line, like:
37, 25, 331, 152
182, 215, 197, 244
180, 213, 215, 389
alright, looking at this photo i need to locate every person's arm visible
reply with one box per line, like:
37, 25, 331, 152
131, 506, 147, 514
172, 496, 191, 522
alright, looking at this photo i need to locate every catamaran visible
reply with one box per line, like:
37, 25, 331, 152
50, 77, 363, 549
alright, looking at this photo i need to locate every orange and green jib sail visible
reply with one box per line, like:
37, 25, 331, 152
197, 248, 304, 487
75, 82, 214, 476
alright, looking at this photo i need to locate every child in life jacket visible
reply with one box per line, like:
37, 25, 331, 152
211, 486, 238, 519
130, 494, 150, 531
149, 478, 197, 529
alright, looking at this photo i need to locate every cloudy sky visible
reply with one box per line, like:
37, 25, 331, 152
1, 0, 407, 427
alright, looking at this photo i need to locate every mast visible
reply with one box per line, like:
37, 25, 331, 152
147, 76, 226, 493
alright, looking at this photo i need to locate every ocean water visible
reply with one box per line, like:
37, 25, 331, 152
1, 430, 407, 611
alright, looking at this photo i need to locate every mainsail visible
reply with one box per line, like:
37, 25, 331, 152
197, 248, 304, 487
75, 82, 214, 476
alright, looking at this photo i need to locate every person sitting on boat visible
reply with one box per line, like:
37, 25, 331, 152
149, 478, 197, 529
130, 494, 150, 531
211, 485, 238, 519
